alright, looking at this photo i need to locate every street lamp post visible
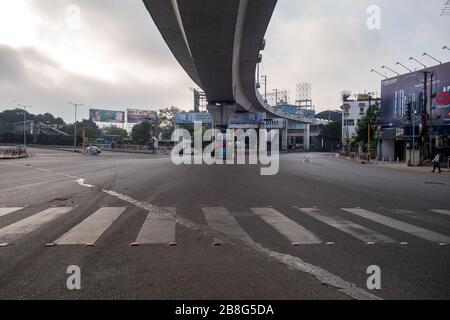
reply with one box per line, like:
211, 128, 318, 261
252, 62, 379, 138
260, 75, 268, 103
18, 104, 32, 147
396, 62, 412, 73
443, 46, 450, 52
68, 102, 84, 151
381, 65, 400, 76
409, 57, 427, 69
371, 69, 387, 79
422, 52, 442, 65
273, 89, 279, 107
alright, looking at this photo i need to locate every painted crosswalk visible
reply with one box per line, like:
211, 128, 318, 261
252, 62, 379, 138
134, 207, 176, 245
0, 205, 449, 248
251, 207, 321, 245
342, 208, 450, 244
54, 207, 127, 245
0, 207, 74, 245
202, 207, 253, 243
296, 207, 395, 244
431, 209, 450, 217
390, 209, 450, 226
0, 207, 24, 218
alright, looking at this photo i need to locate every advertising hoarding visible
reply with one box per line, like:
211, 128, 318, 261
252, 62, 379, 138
127, 109, 158, 124
90, 109, 125, 124
380, 62, 450, 128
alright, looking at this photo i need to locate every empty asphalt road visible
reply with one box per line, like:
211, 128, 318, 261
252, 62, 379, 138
0, 148, 449, 300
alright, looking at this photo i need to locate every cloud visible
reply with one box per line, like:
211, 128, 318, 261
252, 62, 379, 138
0, 0, 449, 121
262, 0, 450, 109
0, 0, 195, 121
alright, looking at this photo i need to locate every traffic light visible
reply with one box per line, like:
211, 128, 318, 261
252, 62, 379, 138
406, 102, 412, 122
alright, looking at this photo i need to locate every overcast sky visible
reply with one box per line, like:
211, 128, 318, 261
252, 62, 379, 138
0, 0, 449, 122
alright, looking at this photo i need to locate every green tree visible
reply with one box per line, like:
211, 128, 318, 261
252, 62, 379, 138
156, 106, 181, 139
320, 120, 342, 144
355, 103, 380, 145
102, 125, 128, 142
63, 120, 100, 140
131, 120, 154, 145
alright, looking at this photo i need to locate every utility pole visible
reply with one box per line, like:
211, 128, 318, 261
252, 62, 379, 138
429, 72, 435, 159
68, 102, 84, 151
18, 104, 32, 147
420, 71, 429, 163
367, 94, 372, 161
273, 89, 278, 107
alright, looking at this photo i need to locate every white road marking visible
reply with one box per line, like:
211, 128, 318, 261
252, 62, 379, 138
75, 179, 95, 189
297, 208, 395, 244
391, 209, 450, 226
0, 207, 74, 244
134, 207, 176, 244
251, 207, 321, 245
342, 208, 450, 244
0, 178, 70, 192
54, 207, 126, 245
202, 207, 253, 242
0, 207, 24, 218
101, 189, 381, 300
431, 209, 450, 217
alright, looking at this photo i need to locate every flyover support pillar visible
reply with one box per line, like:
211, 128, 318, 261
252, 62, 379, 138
281, 119, 288, 151
207, 104, 236, 132
304, 124, 311, 152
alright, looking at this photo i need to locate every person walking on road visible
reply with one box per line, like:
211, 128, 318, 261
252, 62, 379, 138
432, 152, 442, 173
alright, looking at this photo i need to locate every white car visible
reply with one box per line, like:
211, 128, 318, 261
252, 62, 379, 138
86, 146, 102, 155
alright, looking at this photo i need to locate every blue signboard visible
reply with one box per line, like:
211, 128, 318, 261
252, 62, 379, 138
175, 113, 213, 124
175, 112, 266, 125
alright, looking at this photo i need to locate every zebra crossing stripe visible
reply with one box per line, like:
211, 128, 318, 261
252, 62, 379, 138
54, 207, 126, 245
431, 209, 450, 217
342, 208, 450, 244
0, 207, 24, 218
0, 207, 74, 244
391, 209, 450, 226
297, 208, 395, 244
251, 208, 321, 245
202, 207, 253, 242
134, 207, 176, 245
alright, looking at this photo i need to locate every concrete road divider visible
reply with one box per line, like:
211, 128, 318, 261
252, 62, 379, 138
0, 146, 29, 159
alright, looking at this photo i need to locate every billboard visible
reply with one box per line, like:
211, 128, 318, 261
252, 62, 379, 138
380, 62, 450, 128
90, 109, 125, 124
127, 109, 158, 124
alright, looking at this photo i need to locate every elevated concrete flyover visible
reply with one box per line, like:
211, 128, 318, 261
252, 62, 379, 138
143, 0, 322, 151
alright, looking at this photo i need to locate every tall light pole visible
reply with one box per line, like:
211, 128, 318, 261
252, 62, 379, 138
260, 75, 268, 103
68, 102, 84, 151
381, 65, 400, 76
409, 57, 427, 69
18, 104, 32, 147
422, 52, 442, 65
443, 45, 450, 52
396, 62, 412, 73
273, 89, 279, 107
371, 69, 387, 79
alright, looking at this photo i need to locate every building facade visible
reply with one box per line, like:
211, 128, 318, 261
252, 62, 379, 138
341, 96, 380, 148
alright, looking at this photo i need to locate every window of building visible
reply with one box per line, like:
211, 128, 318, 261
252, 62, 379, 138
345, 119, 355, 126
